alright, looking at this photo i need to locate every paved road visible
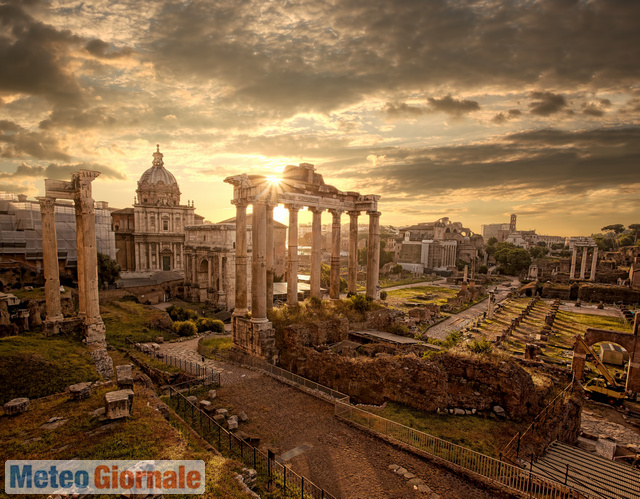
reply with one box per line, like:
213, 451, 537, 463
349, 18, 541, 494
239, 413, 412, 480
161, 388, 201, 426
423, 277, 519, 340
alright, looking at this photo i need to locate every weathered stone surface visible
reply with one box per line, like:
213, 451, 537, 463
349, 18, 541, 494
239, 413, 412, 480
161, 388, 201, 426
89, 343, 114, 380
395, 467, 407, 475
208, 389, 217, 400
407, 478, 423, 486
388, 464, 400, 471
156, 403, 170, 419
213, 414, 226, 424
453, 408, 465, 415
4, 397, 29, 415
199, 400, 212, 410
228, 418, 238, 430
105, 391, 130, 419
186, 396, 198, 406
68, 381, 92, 400
216, 408, 228, 416
116, 364, 134, 388
40, 417, 67, 430
238, 411, 248, 422
403, 472, 415, 479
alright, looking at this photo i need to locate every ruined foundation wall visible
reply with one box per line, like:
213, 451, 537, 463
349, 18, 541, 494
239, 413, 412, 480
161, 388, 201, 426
279, 349, 543, 419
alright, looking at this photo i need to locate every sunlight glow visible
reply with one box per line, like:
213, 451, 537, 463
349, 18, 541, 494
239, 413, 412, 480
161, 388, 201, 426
266, 175, 282, 184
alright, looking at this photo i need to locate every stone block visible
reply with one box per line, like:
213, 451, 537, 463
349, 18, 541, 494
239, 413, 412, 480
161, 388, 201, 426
213, 414, 226, 424
186, 396, 198, 406
395, 467, 408, 475
199, 400, 212, 410
453, 408, 465, 415
216, 408, 228, 417
116, 364, 134, 388
155, 336, 164, 344
105, 391, 131, 419
388, 464, 400, 471
3, 398, 29, 415
208, 390, 217, 401
238, 411, 248, 422
228, 419, 238, 430
68, 382, 92, 400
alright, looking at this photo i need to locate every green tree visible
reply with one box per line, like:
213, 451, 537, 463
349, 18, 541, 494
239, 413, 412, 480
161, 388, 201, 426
487, 237, 498, 246
496, 247, 531, 275
478, 265, 488, 274
601, 224, 625, 235
628, 224, 640, 244
529, 246, 549, 259
320, 263, 347, 292
97, 252, 121, 289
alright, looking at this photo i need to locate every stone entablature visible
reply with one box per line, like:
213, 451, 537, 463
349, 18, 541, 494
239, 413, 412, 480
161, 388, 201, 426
224, 163, 381, 362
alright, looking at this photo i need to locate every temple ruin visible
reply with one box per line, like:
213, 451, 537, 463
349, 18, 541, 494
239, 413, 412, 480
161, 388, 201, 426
39, 170, 113, 378
569, 238, 598, 280
224, 163, 380, 361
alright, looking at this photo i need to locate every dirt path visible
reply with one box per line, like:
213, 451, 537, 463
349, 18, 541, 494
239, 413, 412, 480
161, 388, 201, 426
157, 340, 494, 498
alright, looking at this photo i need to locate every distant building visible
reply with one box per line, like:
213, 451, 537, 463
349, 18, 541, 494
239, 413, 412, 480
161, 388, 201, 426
183, 218, 287, 309
396, 217, 483, 272
0, 193, 115, 272
112, 146, 203, 272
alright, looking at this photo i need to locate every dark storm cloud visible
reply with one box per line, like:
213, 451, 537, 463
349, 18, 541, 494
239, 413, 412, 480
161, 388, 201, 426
146, 0, 640, 114
528, 92, 567, 116
385, 96, 480, 119
0, 127, 70, 160
0, 1, 83, 105
39, 107, 117, 130
0, 161, 126, 180
492, 109, 522, 124
331, 126, 640, 198
85, 39, 134, 59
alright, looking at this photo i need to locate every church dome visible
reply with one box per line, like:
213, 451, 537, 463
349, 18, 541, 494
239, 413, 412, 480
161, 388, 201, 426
136, 145, 181, 206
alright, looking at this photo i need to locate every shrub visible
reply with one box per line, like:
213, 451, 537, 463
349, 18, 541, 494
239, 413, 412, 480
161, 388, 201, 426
351, 293, 373, 313
443, 331, 463, 348
391, 264, 403, 274
467, 337, 493, 354
387, 323, 410, 337
478, 265, 488, 274
173, 320, 197, 337
380, 290, 388, 301
196, 317, 225, 333
167, 305, 198, 322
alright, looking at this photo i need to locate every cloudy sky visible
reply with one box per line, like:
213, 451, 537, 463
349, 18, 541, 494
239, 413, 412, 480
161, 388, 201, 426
1, 0, 639, 236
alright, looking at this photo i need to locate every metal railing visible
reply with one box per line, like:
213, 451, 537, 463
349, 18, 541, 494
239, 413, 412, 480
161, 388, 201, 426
229, 350, 349, 403
168, 386, 335, 499
334, 400, 590, 499
502, 380, 576, 463
126, 338, 221, 386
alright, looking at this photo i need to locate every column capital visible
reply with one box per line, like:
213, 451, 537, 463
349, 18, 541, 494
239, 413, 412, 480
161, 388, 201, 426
231, 199, 249, 208
284, 203, 304, 212
329, 209, 344, 218
367, 210, 381, 218
309, 206, 324, 215
37, 196, 56, 213
347, 210, 361, 217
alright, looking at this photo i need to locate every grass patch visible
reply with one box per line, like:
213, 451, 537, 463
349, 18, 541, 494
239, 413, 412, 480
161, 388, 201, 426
0, 333, 99, 405
379, 276, 438, 288
0, 383, 247, 498
369, 402, 527, 458
201, 337, 233, 355
102, 300, 179, 348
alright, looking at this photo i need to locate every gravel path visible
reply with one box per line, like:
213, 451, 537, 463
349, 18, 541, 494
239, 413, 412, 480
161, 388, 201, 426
157, 339, 495, 499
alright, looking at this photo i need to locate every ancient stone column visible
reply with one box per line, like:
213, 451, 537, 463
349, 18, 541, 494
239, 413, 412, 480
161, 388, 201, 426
207, 255, 213, 288
38, 197, 64, 322
463, 265, 468, 283
310, 207, 323, 299
251, 201, 268, 321
191, 253, 197, 283
155, 243, 160, 270
348, 211, 360, 295
487, 292, 495, 319
590, 247, 598, 281
234, 202, 249, 315
74, 172, 102, 331
329, 209, 342, 299
286, 204, 300, 306
135, 242, 141, 271
570, 246, 578, 279
266, 204, 275, 309
366, 211, 381, 300
74, 199, 86, 317
580, 246, 588, 279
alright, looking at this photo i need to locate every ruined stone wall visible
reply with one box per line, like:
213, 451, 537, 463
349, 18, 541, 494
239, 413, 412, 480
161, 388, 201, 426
578, 284, 640, 304
279, 349, 542, 419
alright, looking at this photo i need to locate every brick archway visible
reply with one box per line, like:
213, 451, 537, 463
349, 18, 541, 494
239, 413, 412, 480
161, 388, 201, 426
572, 316, 640, 393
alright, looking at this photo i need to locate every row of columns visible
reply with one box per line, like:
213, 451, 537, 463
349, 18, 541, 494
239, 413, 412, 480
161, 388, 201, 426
569, 245, 598, 280
38, 173, 102, 328
134, 241, 183, 271
234, 201, 381, 322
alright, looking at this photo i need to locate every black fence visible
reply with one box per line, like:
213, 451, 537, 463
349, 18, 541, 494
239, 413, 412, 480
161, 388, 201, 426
126, 337, 221, 386
168, 386, 336, 499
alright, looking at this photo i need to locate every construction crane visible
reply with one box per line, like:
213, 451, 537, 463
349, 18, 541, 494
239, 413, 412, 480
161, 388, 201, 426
575, 335, 627, 405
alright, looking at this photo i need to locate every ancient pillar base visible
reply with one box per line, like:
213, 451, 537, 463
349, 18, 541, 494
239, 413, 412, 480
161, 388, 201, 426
84, 320, 106, 344
43, 316, 64, 336
217, 291, 227, 309
89, 342, 114, 379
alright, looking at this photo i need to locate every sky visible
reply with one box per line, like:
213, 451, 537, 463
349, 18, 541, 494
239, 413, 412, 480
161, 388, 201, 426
1, 0, 639, 237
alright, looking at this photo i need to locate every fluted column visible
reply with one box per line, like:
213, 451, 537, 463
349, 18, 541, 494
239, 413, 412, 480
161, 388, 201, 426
590, 247, 598, 281
251, 201, 268, 321
74, 200, 86, 317
74, 171, 101, 327
286, 205, 300, 305
329, 209, 342, 299
366, 210, 381, 300
570, 246, 578, 279
310, 207, 323, 299
234, 202, 248, 315
38, 197, 63, 322
266, 204, 275, 309
348, 211, 360, 295
580, 246, 588, 279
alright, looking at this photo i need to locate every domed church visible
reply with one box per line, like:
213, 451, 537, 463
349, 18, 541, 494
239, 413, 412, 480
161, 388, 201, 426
112, 146, 202, 272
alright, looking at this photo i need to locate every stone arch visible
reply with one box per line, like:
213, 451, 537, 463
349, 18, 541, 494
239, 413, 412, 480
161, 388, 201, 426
197, 257, 209, 287
572, 322, 640, 393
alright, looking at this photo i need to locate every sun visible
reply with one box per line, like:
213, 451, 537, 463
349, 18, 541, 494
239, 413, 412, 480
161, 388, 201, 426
266, 175, 282, 184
